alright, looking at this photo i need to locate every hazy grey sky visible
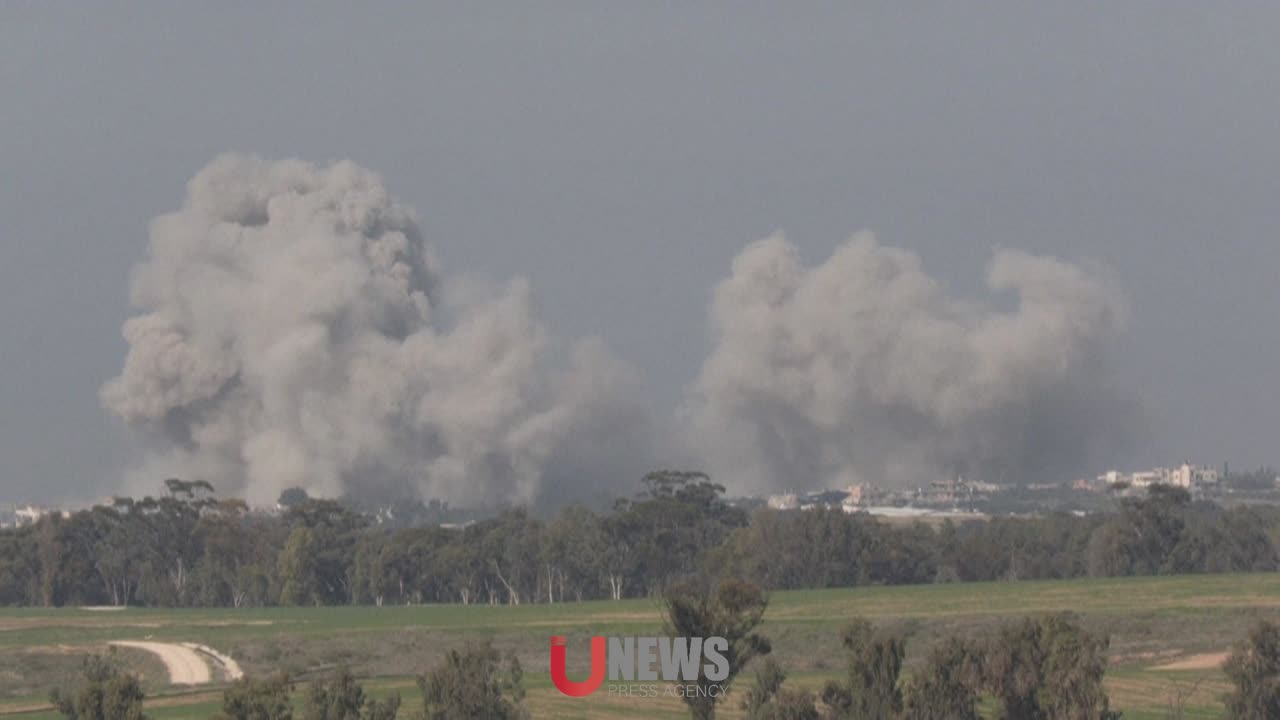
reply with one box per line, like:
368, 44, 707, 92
3, 3, 1278, 503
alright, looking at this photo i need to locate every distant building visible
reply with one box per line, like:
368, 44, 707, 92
1097, 462, 1219, 490
920, 476, 991, 504
13, 505, 51, 526
766, 493, 799, 510
843, 484, 864, 506
1131, 470, 1163, 488
1166, 463, 1219, 488
857, 505, 985, 522
928, 476, 964, 502
1098, 470, 1126, 486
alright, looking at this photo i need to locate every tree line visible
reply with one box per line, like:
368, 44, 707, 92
51, 576, 1280, 719
3, 474, 1279, 608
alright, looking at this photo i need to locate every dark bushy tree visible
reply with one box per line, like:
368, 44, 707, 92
1224, 620, 1280, 719
50, 653, 148, 720
982, 613, 1118, 720
277, 488, 310, 509
417, 642, 527, 720
218, 674, 295, 720
904, 636, 981, 720
741, 656, 818, 720
1091, 485, 1194, 577
663, 577, 771, 720
302, 668, 399, 720
820, 619, 905, 720
1038, 614, 1117, 719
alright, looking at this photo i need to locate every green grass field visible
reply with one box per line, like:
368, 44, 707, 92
2, 573, 1277, 719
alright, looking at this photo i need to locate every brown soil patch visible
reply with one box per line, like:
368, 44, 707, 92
1152, 652, 1229, 671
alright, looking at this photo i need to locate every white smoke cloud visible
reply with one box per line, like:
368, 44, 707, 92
102, 154, 653, 507
685, 232, 1137, 494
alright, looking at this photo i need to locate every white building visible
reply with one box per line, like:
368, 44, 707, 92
1131, 470, 1164, 488
1165, 463, 1219, 488
14, 505, 49, 526
1097, 463, 1219, 490
767, 493, 799, 510
1098, 470, 1125, 486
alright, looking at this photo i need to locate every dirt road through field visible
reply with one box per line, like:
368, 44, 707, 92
109, 641, 212, 684
182, 642, 244, 680
1152, 652, 1229, 671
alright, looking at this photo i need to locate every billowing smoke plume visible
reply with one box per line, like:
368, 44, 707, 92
685, 232, 1137, 494
102, 154, 654, 507
104, 154, 1138, 505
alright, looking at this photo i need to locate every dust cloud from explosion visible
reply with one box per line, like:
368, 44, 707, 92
102, 156, 1136, 506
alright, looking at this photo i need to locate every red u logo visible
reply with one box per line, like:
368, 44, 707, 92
550, 635, 607, 697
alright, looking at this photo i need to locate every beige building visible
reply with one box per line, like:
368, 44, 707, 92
1098, 463, 1219, 489
767, 493, 799, 510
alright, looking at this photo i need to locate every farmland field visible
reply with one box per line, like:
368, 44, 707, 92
2, 573, 1278, 719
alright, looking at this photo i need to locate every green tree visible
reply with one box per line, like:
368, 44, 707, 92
1086, 521, 1134, 577
434, 537, 482, 605
610, 471, 748, 598
302, 668, 400, 720
820, 618, 905, 720
984, 616, 1044, 720
417, 642, 528, 720
393, 525, 462, 604
218, 674, 294, 720
1038, 614, 1117, 719
82, 503, 153, 607
477, 509, 542, 606
741, 657, 818, 720
0, 529, 39, 605
712, 509, 879, 591
541, 505, 605, 602
1224, 620, 1280, 719
277, 488, 310, 509
50, 652, 148, 720
982, 613, 1117, 720
1205, 507, 1280, 573
192, 499, 272, 608
277, 526, 318, 606
351, 532, 396, 607
281, 500, 368, 605
662, 578, 771, 720
1114, 485, 1193, 576
132, 485, 215, 606
904, 636, 980, 720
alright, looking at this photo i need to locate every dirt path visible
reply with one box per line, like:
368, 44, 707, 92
109, 641, 212, 685
1152, 652, 1229, 671
182, 642, 244, 680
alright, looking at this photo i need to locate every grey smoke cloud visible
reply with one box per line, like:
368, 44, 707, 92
102, 155, 653, 507
104, 154, 1136, 506
685, 232, 1137, 494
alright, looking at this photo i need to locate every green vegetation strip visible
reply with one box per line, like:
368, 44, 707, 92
4, 573, 1277, 718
